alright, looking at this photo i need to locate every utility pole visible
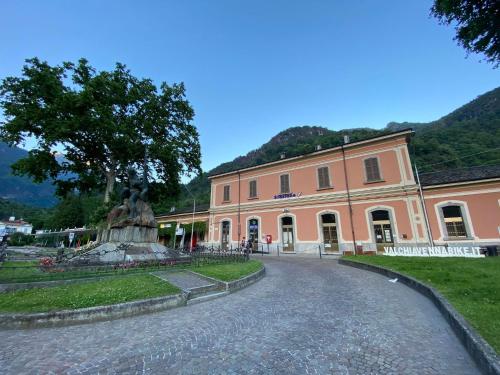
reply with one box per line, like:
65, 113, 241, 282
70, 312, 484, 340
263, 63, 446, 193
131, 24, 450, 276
414, 164, 434, 246
184, 184, 196, 251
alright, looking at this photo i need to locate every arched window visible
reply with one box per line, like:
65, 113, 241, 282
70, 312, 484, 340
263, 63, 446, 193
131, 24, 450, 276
442, 205, 467, 238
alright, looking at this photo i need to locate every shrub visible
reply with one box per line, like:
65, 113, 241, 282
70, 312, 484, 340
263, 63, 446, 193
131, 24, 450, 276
7, 232, 34, 246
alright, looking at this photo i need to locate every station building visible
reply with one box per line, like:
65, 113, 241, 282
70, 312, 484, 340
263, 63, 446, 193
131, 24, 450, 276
157, 129, 500, 254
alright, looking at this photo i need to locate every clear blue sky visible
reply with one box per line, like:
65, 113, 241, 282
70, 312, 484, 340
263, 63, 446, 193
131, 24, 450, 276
1, 0, 498, 176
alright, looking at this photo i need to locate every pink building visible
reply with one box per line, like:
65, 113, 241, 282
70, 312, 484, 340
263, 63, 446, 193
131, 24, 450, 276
204, 129, 500, 254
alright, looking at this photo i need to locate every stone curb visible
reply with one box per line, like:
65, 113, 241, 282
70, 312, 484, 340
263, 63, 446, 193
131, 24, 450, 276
0, 266, 266, 330
0, 293, 186, 330
187, 265, 265, 293
338, 259, 500, 375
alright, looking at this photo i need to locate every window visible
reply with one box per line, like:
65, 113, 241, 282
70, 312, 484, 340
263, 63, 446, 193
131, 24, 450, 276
280, 174, 290, 194
249, 180, 257, 198
223, 185, 230, 202
364, 157, 381, 182
317, 167, 331, 189
442, 205, 467, 238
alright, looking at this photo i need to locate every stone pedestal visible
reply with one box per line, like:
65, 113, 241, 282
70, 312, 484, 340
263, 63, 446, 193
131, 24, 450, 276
76, 225, 176, 264
99, 226, 158, 243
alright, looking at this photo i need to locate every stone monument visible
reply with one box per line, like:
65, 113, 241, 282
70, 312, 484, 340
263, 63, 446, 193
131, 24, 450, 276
76, 166, 174, 263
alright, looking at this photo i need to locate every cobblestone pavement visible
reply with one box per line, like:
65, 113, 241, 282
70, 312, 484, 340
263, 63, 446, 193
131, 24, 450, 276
0, 257, 480, 374
152, 271, 214, 290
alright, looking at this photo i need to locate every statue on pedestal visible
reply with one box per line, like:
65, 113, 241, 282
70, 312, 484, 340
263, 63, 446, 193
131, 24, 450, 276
107, 168, 156, 229
74, 160, 176, 264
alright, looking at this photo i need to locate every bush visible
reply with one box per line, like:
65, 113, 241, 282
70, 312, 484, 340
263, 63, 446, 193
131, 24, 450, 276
7, 232, 34, 246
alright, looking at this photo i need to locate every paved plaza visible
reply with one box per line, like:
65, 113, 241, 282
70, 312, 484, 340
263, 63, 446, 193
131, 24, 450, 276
0, 257, 479, 374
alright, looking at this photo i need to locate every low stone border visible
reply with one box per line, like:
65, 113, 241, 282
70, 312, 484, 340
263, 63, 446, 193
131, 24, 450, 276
0, 266, 266, 329
0, 293, 186, 330
339, 259, 500, 375
187, 265, 265, 293
0, 276, 113, 292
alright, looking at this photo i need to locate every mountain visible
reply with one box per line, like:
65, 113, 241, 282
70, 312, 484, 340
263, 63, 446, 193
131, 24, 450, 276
0, 143, 58, 207
165, 86, 500, 213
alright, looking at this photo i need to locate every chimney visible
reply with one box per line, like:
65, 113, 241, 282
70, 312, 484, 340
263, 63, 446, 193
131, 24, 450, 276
343, 135, 350, 144
280, 153, 286, 159
315, 144, 322, 151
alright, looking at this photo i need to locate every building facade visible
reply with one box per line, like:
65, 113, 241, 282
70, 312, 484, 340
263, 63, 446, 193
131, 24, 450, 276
0, 217, 33, 235
203, 130, 500, 254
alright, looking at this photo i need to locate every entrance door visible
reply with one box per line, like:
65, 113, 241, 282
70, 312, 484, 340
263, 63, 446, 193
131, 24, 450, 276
281, 216, 294, 252
371, 210, 393, 252
321, 213, 339, 253
221, 221, 230, 250
248, 219, 259, 252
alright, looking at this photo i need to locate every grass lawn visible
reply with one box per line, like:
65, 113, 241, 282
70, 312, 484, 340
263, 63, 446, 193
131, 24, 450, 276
0, 274, 180, 313
0, 259, 264, 284
343, 255, 500, 353
188, 260, 263, 281
0, 261, 184, 283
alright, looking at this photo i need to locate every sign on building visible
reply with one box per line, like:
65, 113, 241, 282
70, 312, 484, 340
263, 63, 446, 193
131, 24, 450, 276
383, 246, 484, 258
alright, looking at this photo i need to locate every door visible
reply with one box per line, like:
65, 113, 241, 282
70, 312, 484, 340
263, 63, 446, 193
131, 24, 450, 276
371, 210, 393, 253
281, 216, 294, 252
321, 214, 339, 253
248, 219, 259, 252
221, 221, 230, 250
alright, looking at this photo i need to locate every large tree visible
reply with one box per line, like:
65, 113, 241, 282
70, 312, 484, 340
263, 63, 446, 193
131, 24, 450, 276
431, 0, 500, 67
0, 58, 201, 202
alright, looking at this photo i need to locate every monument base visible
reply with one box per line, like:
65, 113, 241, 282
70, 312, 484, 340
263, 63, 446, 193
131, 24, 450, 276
73, 225, 177, 264
90, 241, 174, 263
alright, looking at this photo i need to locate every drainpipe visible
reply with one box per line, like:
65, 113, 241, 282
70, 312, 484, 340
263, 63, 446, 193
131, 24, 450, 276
341, 145, 357, 255
237, 171, 241, 247
415, 164, 434, 247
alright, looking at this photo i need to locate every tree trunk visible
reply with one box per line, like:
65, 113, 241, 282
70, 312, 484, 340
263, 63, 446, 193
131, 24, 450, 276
104, 170, 116, 203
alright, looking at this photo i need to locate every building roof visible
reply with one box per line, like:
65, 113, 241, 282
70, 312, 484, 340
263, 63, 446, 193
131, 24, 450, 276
156, 203, 210, 218
420, 165, 500, 187
0, 219, 31, 226
208, 128, 413, 179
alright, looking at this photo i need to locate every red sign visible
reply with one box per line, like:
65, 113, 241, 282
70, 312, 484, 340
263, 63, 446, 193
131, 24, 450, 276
265, 235, 272, 244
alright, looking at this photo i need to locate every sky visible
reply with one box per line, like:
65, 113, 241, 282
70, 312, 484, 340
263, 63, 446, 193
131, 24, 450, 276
0, 0, 498, 176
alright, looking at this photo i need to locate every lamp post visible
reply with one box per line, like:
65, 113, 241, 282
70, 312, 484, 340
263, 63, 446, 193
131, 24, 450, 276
184, 185, 196, 251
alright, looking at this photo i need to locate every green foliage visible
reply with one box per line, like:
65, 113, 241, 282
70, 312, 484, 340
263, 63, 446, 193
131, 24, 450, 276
40, 193, 114, 230
343, 256, 500, 353
0, 57, 201, 202
7, 232, 34, 246
158, 222, 177, 238
180, 221, 207, 235
431, 0, 499, 67
0, 198, 49, 230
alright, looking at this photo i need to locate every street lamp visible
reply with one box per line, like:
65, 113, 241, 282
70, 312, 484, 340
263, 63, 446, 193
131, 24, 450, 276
184, 184, 196, 251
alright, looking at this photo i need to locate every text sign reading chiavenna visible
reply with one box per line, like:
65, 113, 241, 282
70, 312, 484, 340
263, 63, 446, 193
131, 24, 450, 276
383, 246, 484, 258
273, 192, 302, 199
